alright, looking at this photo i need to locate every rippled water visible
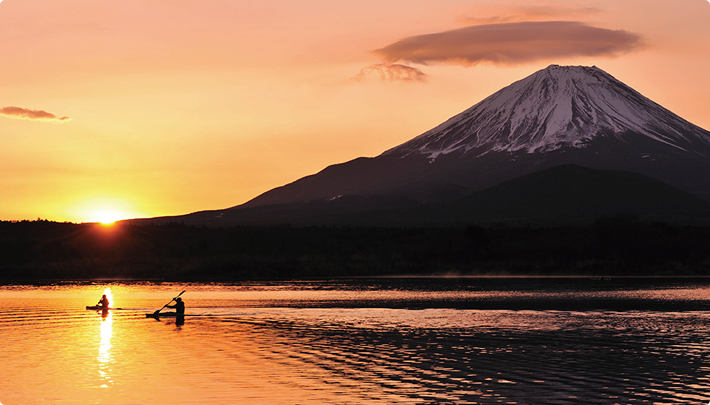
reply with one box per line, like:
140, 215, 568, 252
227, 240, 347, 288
2, 278, 710, 404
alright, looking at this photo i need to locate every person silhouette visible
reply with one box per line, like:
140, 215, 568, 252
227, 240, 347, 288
97, 294, 109, 310
167, 297, 185, 325
167, 297, 185, 316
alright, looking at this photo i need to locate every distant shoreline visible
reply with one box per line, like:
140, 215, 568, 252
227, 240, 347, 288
2, 219, 710, 282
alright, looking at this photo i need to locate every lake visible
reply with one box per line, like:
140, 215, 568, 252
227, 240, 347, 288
2, 278, 710, 404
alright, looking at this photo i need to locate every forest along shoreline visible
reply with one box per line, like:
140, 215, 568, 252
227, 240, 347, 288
1, 217, 710, 282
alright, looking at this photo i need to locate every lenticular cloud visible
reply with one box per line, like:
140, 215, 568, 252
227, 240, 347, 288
373, 21, 643, 66
0, 106, 72, 122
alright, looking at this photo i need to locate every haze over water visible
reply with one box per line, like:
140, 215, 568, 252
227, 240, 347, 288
2, 279, 710, 404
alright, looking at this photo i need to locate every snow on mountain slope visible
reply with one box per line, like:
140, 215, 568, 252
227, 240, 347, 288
235, 64, 710, 210
384, 65, 710, 159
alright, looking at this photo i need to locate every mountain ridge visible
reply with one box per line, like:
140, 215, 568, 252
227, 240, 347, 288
127, 165, 710, 227
127, 64, 710, 226
239, 64, 710, 209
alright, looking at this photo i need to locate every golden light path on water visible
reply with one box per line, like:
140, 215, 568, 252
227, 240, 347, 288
2, 281, 710, 404
98, 311, 113, 389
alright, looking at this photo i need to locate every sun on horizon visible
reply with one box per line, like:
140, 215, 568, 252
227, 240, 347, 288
92, 211, 124, 225
67, 197, 142, 224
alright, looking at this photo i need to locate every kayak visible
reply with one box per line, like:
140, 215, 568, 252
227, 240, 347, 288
145, 312, 184, 318
86, 306, 117, 310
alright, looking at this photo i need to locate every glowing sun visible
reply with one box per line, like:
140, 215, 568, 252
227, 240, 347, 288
94, 211, 122, 225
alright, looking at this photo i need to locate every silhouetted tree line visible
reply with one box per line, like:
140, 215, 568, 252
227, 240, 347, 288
1, 216, 709, 281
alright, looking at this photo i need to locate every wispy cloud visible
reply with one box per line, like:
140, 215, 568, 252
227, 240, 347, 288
353, 63, 427, 82
372, 21, 642, 67
0, 106, 72, 122
460, 5, 603, 25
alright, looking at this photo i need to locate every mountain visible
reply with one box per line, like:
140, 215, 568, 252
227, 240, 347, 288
240, 65, 710, 209
386, 65, 710, 158
130, 65, 710, 227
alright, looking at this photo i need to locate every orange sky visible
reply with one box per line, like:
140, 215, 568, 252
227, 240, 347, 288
2, 0, 710, 223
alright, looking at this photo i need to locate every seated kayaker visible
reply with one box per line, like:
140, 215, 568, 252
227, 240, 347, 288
97, 294, 109, 309
167, 297, 185, 316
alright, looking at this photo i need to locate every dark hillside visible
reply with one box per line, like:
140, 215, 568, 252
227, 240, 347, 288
128, 165, 710, 227
2, 219, 710, 281
390, 165, 710, 226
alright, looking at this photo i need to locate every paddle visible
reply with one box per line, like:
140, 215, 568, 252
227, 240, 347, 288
153, 290, 186, 316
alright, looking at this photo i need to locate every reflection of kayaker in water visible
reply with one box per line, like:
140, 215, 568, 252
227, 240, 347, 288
97, 294, 109, 309
167, 297, 185, 316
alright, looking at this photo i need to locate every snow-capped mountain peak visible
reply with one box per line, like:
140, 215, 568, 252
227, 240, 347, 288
236, 64, 710, 210
384, 65, 710, 160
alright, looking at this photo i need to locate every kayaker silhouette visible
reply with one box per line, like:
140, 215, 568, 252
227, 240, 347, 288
168, 297, 185, 326
97, 294, 109, 310
97, 294, 110, 318
167, 297, 185, 316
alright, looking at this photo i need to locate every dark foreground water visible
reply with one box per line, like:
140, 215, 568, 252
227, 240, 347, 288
1, 278, 710, 404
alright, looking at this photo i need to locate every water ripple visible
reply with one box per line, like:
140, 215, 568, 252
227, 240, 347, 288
3, 282, 710, 404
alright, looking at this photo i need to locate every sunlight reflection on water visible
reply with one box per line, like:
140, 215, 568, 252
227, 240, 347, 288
1, 279, 710, 404
98, 311, 113, 388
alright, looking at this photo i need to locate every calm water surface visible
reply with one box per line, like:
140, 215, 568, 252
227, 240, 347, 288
2, 278, 710, 404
